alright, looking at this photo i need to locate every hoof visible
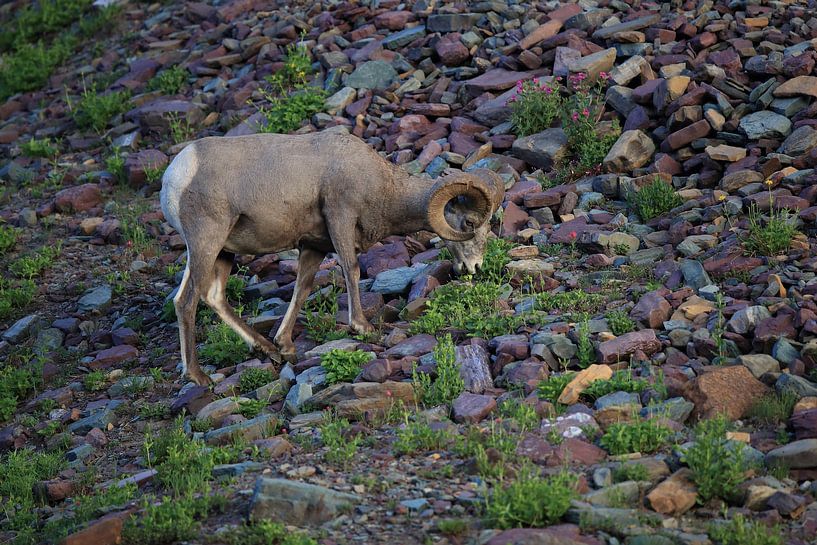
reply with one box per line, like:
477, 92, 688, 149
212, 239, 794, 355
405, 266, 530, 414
189, 370, 213, 387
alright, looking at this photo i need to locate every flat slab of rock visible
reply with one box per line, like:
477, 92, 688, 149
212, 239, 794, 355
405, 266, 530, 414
765, 439, 817, 469
452, 392, 496, 423
304, 381, 415, 418
558, 365, 613, 405
249, 477, 360, 524
646, 468, 697, 516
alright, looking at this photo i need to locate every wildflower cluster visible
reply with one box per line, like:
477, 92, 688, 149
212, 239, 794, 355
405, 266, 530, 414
506, 72, 619, 175
508, 77, 562, 136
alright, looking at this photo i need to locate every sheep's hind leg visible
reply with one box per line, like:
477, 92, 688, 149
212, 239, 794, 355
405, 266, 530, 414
204, 251, 282, 365
273, 247, 324, 362
173, 256, 213, 387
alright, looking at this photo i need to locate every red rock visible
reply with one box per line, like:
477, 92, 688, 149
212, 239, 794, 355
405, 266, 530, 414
501, 201, 529, 237
646, 468, 697, 516
519, 20, 563, 49
91, 345, 139, 369
435, 34, 470, 66
682, 365, 769, 419
464, 68, 547, 98
550, 437, 606, 466
62, 509, 134, 545
125, 149, 168, 188
54, 184, 102, 213
85, 427, 108, 448
358, 242, 410, 278
597, 329, 661, 364
664, 119, 711, 151
373, 10, 412, 30
452, 392, 496, 423
630, 291, 671, 329
408, 103, 451, 117
383, 334, 437, 358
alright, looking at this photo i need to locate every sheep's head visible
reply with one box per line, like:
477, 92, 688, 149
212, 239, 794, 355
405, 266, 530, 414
427, 169, 505, 275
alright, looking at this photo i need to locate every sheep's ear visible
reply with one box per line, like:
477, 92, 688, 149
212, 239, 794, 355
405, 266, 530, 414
427, 174, 493, 241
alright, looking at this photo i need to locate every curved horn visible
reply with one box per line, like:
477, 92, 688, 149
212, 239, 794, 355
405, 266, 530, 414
426, 173, 493, 241
469, 168, 505, 211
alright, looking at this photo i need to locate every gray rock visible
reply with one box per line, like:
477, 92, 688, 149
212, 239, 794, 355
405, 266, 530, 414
455, 345, 493, 394
510, 128, 570, 169
249, 477, 361, 524
2, 314, 42, 343
775, 373, 817, 399
371, 265, 426, 294
679, 259, 713, 292
426, 13, 481, 32
346, 61, 398, 90
285, 383, 313, 415
212, 461, 265, 478
739, 354, 780, 378
382, 26, 426, 49
68, 407, 116, 434
196, 397, 245, 421
203, 413, 277, 446
777, 125, 817, 156
34, 327, 64, 354
583, 481, 646, 507
324, 87, 356, 115
65, 443, 94, 463
766, 439, 817, 469
772, 338, 800, 366
739, 110, 792, 140
728, 305, 771, 334
77, 285, 112, 313
640, 397, 694, 422
595, 391, 641, 411
296, 366, 329, 388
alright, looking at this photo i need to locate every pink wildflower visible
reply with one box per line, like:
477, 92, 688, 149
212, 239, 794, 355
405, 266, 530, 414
582, 108, 590, 117
599, 71, 609, 80
572, 112, 579, 121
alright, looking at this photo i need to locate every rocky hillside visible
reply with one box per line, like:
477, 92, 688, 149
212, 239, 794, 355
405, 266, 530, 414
1, 0, 817, 544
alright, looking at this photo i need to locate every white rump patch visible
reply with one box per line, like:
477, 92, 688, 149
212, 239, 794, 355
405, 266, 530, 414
160, 144, 198, 240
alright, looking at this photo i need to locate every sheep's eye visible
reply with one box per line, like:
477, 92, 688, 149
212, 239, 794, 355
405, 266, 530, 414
464, 220, 475, 231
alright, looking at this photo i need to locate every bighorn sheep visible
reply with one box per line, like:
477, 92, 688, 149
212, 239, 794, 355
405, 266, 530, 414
160, 131, 504, 386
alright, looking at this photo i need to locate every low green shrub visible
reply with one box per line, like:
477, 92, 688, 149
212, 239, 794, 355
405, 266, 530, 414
484, 465, 578, 528
413, 334, 464, 407
239, 367, 275, 393
606, 309, 635, 336
222, 521, 317, 545
744, 203, 798, 257
628, 177, 682, 221
73, 85, 131, 133
600, 420, 673, 455
200, 321, 250, 365
147, 66, 187, 95
321, 349, 372, 384
320, 413, 360, 468
682, 415, 748, 503
708, 513, 782, 545
393, 419, 451, 455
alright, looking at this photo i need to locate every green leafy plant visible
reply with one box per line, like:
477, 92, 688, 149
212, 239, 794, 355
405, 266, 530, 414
413, 334, 464, 407
0, 36, 76, 100
0, 362, 40, 422
0, 278, 37, 319
606, 309, 635, 336
256, 86, 326, 134
681, 415, 748, 503
536, 373, 574, 406
321, 349, 372, 384
484, 464, 578, 528
600, 419, 673, 455
0, 225, 19, 256
21, 137, 58, 159
575, 316, 595, 368
10, 244, 61, 279
320, 413, 360, 468
475, 237, 514, 283
437, 518, 468, 536
83, 370, 107, 392
628, 177, 683, 221
708, 513, 782, 545
534, 290, 606, 316
743, 202, 798, 257
147, 66, 187, 95
612, 463, 649, 483
105, 147, 126, 184
303, 282, 346, 343
222, 521, 317, 545
393, 418, 451, 455
239, 367, 275, 393
581, 369, 648, 401
497, 399, 540, 431
200, 321, 250, 366
123, 493, 225, 545
139, 402, 170, 420
238, 398, 267, 419
411, 280, 522, 338
747, 391, 798, 425
508, 78, 562, 136
73, 84, 131, 133
562, 72, 619, 172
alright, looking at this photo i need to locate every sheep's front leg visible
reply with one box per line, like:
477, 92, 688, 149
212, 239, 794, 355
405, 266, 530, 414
273, 247, 324, 362
327, 222, 374, 335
